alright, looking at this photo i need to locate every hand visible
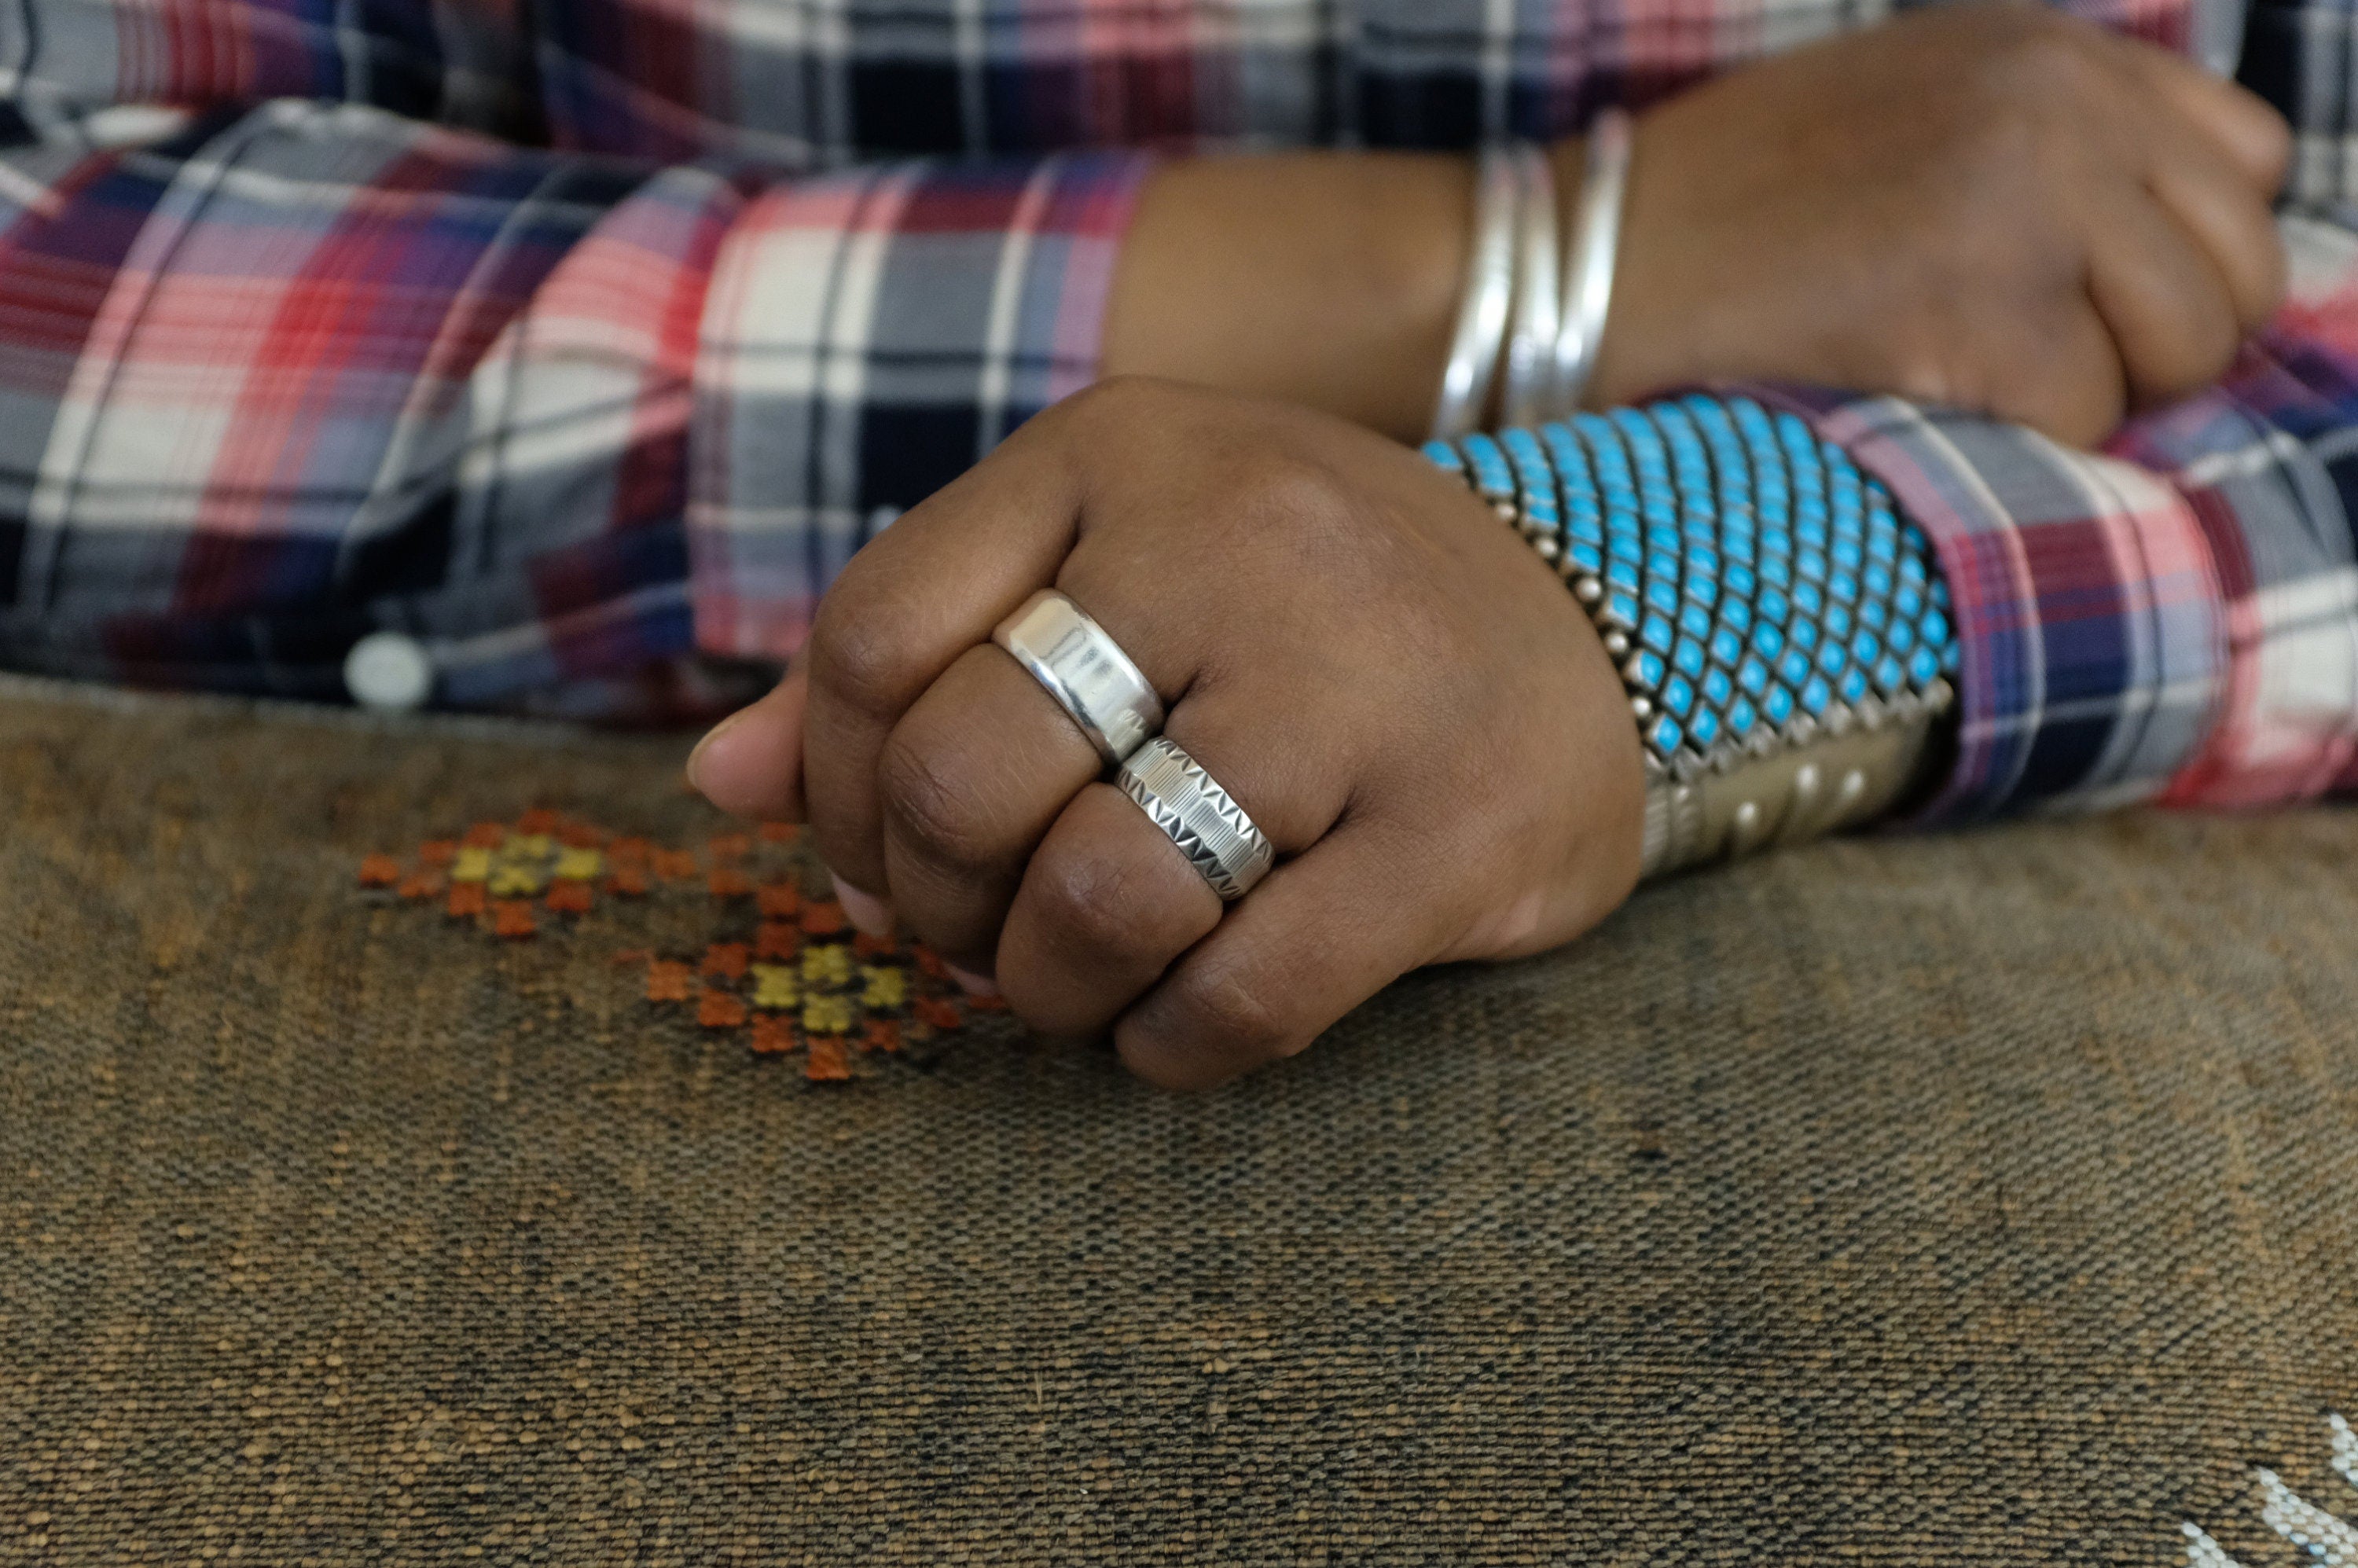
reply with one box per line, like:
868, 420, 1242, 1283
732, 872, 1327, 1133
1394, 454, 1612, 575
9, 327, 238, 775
1591, 1, 2293, 446
689, 380, 1646, 1089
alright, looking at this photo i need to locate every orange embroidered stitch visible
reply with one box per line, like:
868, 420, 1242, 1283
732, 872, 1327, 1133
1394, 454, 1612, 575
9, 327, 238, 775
372, 810, 985, 1074
805, 1037, 854, 1081
545, 880, 593, 914
645, 960, 694, 1003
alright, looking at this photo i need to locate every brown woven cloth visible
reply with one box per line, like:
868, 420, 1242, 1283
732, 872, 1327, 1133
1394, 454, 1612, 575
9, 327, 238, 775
4, 678, 2356, 1565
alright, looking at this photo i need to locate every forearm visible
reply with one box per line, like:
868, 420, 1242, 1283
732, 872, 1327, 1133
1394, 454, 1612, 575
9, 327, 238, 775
1100, 152, 1475, 446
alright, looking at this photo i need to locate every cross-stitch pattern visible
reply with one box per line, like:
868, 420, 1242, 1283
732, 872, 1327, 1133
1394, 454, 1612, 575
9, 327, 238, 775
361, 809, 999, 1081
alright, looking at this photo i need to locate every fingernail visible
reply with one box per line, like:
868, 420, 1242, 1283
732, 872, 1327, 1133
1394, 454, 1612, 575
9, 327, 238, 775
946, 964, 1001, 999
831, 872, 895, 938
685, 707, 754, 797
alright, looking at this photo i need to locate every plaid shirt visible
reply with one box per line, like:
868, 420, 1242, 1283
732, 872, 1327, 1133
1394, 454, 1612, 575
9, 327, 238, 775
2, 0, 2357, 820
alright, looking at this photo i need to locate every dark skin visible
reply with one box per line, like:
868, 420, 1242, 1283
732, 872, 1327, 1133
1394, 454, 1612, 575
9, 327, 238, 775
689, 3, 2292, 1089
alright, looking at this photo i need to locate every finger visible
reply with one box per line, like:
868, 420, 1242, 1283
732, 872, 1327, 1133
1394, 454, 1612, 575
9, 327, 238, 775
2108, 32, 2293, 195
1963, 296, 2125, 448
798, 421, 1083, 902
997, 688, 1354, 1036
876, 642, 1104, 970
1113, 817, 1439, 1091
994, 782, 1225, 1036
2078, 180, 2241, 407
688, 664, 810, 820
2132, 98, 2290, 330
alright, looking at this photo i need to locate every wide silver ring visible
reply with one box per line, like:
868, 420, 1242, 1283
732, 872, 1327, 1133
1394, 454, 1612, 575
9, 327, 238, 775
991, 589, 1164, 768
1115, 736, 1276, 903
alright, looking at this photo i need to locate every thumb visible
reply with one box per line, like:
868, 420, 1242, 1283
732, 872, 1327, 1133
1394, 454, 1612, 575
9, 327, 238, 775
687, 663, 811, 821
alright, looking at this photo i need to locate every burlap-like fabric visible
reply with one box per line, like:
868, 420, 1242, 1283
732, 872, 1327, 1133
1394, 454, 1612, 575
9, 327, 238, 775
4, 677, 2356, 1565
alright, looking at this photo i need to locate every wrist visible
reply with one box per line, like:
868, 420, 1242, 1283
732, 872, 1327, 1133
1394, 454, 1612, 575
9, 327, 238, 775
1100, 152, 1471, 442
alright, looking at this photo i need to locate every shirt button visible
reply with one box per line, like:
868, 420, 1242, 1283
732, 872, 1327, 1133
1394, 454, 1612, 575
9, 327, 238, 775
343, 631, 435, 712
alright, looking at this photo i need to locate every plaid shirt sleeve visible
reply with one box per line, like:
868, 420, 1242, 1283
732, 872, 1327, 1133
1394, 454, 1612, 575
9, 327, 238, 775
1757, 211, 2358, 822
0, 100, 1144, 714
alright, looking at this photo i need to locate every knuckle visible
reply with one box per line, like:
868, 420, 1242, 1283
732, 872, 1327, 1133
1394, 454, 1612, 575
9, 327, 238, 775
1166, 957, 1291, 1059
876, 734, 992, 872
808, 600, 919, 721
1053, 373, 1173, 435
1982, 10, 2096, 94
1033, 843, 1158, 957
1233, 448, 1350, 528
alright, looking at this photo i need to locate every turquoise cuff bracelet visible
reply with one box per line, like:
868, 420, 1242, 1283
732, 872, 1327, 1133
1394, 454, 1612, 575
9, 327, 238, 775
1426, 394, 1961, 880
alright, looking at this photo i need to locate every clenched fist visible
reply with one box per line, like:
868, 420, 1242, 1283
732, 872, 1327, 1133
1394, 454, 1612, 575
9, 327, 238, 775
1592, 2, 2292, 443
689, 380, 1646, 1088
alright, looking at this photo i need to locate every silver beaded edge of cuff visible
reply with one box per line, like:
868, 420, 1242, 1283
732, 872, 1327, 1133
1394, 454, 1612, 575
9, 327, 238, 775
1425, 395, 1962, 881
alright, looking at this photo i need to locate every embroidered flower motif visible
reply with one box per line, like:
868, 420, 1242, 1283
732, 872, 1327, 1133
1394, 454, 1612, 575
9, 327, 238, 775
2183, 1415, 2358, 1566
362, 810, 980, 1078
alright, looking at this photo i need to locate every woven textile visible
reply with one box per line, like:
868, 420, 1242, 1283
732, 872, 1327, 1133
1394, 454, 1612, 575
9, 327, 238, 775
4, 678, 2357, 1563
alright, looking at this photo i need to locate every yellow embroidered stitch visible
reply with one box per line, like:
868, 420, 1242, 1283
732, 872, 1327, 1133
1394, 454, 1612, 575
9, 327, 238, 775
860, 964, 906, 1008
751, 964, 800, 1009
801, 944, 852, 989
450, 848, 493, 883
553, 846, 604, 881
488, 863, 545, 898
803, 993, 854, 1035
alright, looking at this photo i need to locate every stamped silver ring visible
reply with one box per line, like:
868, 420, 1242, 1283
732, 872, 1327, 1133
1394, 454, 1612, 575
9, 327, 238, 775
991, 589, 1165, 768
1115, 736, 1276, 903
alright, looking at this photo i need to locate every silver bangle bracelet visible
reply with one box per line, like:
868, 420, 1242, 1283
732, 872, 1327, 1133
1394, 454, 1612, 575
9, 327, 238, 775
1499, 143, 1562, 430
1431, 148, 1520, 441
1550, 107, 1634, 415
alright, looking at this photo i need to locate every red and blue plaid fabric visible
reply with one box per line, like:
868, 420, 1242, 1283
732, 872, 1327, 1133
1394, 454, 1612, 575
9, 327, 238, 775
2, 0, 2356, 820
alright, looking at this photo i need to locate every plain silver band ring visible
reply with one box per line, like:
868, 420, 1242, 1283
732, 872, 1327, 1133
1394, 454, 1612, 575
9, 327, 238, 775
991, 589, 1165, 768
1115, 736, 1276, 903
